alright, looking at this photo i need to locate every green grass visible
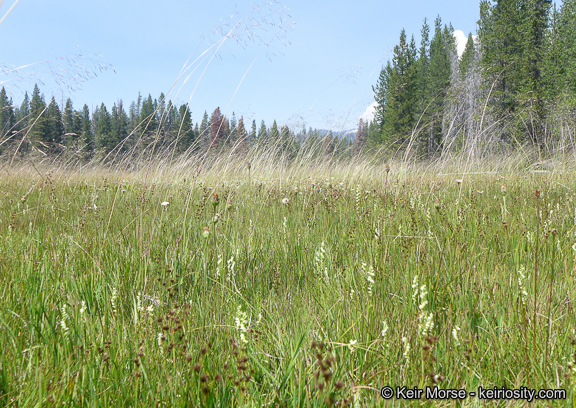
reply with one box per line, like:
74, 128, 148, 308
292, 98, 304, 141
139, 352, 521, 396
0, 158, 575, 407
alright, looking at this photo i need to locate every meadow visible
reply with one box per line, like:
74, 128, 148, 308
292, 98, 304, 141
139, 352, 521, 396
0, 153, 576, 407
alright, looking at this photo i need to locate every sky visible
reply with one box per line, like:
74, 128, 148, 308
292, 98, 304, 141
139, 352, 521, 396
0, 0, 481, 131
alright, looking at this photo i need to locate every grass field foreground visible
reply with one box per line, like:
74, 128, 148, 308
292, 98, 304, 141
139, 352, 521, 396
0, 158, 576, 407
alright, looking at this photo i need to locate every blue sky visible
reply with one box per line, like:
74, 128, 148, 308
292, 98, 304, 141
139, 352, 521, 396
0, 0, 481, 130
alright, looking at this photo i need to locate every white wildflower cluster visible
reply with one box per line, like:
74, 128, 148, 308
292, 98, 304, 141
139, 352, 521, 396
361, 262, 375, 296
526, 230, 534, 243
314, 241, 329, 283
158, 332, 164, 353
348, 339, 358, 353
411, 275, 419, 304
216, 254, 223, 278
60, 304, 70, 340
111, 288, 118, 315
417, 283, 428, 311
517, 265, 529, 305
401, 336, 411, 365
452, 326, 461, 346
234, 305, 250, 344
137, 294, 143, 313
134, 293, 154, 325
420, 312, 435, 337
412, 275, 434, 337
381, 320, 389, 347
79, 301, 86, 322
227, 254, 237, 282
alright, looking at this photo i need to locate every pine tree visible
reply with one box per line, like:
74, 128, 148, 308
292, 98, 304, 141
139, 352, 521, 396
46, 97, 64, 148
478, 0, 551, 147
140, 94, 157, 135
229, 112, 238, 144
547, 0, 576, 97
460, 33, 477, 78
199, 111, 209, 141
63, 98, 77, 146
0, 87, 14, 153
258, 120, 267, 146
28, 84, 48, 147
379, 30, 418, 150
80, 104, 93, 157
95, 103, 113, 153
371, 62, 391, 146
0, 87, 14, 136
209, 107, 224, 148
110, 103, 128, 153
237, 116, 248, 155
250, 119, 257, 146
422, 17, 455, 155
17, 92, 30, 131
280, 125, 294, 157
270, 120, 280, 148
177, 104, 195, 153
415, 19, 431, 121
355, 118, 366, 155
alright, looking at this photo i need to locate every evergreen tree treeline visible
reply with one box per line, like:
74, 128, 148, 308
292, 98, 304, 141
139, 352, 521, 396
369, 0, 576, 159
0, 86, 343, 161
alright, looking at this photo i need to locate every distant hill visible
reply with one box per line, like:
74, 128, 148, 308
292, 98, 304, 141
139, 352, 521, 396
315, 129, 356, 141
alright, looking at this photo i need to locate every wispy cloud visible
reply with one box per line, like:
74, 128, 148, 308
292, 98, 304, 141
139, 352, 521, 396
359, 101, 376, 122
453, 30, 478, 58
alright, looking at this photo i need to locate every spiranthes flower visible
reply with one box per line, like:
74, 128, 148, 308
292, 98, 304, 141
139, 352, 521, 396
411, 275, 419, 303
161, 201, 169, 207
452, 326, 461, 346
235, 305, 249, 344
381, 321, 389, 339
215, 253, 223, 278
419, 311, 434, 337
362, 262, 375, 296
158, 332, 164, 353
401, 336, 410, 363
282, 197, 290, 205
60, 305, 70, 339
348, 339, 358, 353
227, 255, 236, 281
111, 288, 118, 314
137, 294, 143, 312
517, 265, 529, 305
